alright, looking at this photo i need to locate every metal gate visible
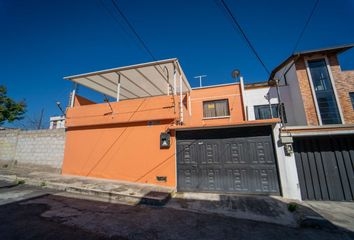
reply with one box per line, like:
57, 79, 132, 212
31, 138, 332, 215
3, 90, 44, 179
176, 126, 280, 194
294, 135, 354, 201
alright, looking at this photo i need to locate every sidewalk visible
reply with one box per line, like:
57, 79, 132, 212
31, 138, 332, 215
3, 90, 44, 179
2, 164, 352, 231
0, 165, 173, 205
0, 164, 299, 227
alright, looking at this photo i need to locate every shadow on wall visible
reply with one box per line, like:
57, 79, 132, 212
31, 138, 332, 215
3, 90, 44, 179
265, 87, 278, 103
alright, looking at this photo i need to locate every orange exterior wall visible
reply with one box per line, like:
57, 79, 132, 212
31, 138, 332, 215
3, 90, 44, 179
74, 95, 96, 106
62, 95, 178, 187
63, 120, 177, 187
184, 84, 245, 127
62, 83, 261, 187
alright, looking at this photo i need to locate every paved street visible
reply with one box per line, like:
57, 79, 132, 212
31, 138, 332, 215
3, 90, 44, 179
0, 181, 353, 240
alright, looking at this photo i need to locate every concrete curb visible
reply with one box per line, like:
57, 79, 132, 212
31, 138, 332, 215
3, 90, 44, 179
4, 172, 339, 230
1, 173, 297, 227
0, 174, 148, 205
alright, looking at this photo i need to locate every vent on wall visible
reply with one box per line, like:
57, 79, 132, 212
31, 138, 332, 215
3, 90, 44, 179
156, 176, 167, 182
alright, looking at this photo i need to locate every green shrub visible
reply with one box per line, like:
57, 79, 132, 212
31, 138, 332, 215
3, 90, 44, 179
17, 179, 25, 185
288, 203, 298, 212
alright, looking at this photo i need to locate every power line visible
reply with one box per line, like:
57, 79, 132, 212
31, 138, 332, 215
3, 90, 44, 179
100, 0, 178, 98
277, 0, 320, 80
98, 0, 133, 38
272, 0, 319, 129
218, 0, 271, 75
110, 0, 157, 61
292, 0, 320, 53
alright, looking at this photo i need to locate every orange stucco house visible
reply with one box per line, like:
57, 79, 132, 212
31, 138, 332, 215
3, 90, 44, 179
62, 58, 287, 197
62, 45, 354, 202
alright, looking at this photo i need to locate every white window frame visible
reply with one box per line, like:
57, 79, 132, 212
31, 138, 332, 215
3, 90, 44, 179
304, 56, 345, 125
202, 99, 231, 119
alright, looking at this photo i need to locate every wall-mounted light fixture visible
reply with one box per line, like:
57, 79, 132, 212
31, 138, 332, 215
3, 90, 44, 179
160, 132, 170, 149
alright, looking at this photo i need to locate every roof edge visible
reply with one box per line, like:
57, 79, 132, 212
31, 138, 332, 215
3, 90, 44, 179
64, 58, 178, 80
192, 82, 239, 90
269, 43, 354, 80
244, 81, 269, 89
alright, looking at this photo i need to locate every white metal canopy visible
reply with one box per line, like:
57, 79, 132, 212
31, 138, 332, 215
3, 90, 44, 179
64, 58, 191, 101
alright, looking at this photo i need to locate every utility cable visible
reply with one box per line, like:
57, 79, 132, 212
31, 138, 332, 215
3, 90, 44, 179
219, 0, 271, 75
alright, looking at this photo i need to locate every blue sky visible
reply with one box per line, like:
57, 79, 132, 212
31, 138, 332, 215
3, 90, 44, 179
1, 0, 354, 127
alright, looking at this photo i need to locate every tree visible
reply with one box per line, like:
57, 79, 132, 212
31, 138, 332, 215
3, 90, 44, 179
0, 85, 26, 125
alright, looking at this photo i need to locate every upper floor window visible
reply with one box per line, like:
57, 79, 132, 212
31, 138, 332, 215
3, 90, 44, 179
203, 99, 230, 118
350, 92, 354, 109
307, 59, 341, 124
254, 103, 287, 123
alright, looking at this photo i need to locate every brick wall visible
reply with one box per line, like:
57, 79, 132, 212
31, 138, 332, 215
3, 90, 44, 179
0, 129, 65, 169
295, 58, 319, 126
294, 54, 354, 125
327, 54, 354, 124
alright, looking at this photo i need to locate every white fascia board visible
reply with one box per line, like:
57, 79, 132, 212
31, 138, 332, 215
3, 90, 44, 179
64, 58, 178, 80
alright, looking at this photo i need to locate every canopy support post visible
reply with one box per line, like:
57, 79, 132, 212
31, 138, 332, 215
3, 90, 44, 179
179, 75, 183, 124
70, 83, 77, 108
173, 65, 177, 95
163, 66, 170, 95
116, 73, 121, 102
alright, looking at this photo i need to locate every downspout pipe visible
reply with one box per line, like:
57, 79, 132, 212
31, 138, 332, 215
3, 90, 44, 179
239, 76, 247, 121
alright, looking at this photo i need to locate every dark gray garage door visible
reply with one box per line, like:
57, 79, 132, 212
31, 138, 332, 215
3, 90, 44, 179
176, 126, 280, 194
294, 135, 354, 201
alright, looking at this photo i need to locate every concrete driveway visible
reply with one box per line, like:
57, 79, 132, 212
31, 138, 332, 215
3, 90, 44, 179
0, 180, 353, 240
302, 201, 354, 232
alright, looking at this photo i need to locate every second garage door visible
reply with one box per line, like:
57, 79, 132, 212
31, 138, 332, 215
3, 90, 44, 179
176, 126, 280, 195
294, 135, 354, 201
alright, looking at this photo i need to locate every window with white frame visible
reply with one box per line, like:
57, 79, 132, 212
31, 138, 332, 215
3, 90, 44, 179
254, 103, 287, 123
307, 59, 341, 124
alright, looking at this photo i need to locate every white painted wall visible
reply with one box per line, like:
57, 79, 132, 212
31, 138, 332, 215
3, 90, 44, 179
272, 124, 302, 200
274, 62, 307, 126
244, 87, 279, 120
244, 71, 304, 125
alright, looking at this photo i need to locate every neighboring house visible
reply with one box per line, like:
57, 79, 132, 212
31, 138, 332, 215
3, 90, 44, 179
61, 58, 300, 200
61, 45, 354, 202
272, 44, 354, 127
245, 44, 354, 201
49, 116, 65, 129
